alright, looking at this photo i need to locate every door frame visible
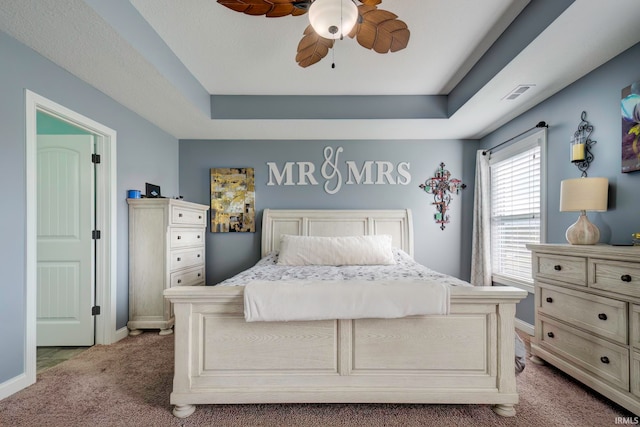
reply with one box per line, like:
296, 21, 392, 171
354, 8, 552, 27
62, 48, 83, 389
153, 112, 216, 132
24, 90, 118, 384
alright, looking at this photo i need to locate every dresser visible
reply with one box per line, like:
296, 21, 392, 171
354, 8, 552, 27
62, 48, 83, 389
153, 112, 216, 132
127, 198, 209, 336
528, 244, 640, 415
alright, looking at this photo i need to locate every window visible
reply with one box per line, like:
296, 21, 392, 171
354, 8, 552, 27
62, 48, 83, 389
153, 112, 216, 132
489, 130, 546, 292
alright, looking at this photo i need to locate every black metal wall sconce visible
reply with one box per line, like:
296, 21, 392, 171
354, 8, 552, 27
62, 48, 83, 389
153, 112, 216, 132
570, 111, 596, 177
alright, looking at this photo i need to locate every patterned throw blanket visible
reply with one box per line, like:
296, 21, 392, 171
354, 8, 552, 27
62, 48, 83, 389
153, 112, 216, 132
218, 249, 472, 287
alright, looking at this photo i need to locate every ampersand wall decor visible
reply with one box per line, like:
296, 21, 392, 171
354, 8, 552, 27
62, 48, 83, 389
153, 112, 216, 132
419, 162, 466, 230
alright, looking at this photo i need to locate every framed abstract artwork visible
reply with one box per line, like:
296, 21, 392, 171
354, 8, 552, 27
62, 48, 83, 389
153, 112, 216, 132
210, 168, 255, 232
621, 81, 640, 173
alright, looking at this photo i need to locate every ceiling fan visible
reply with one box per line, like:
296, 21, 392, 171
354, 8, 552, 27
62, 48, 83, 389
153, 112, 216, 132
217, 0, 410, 68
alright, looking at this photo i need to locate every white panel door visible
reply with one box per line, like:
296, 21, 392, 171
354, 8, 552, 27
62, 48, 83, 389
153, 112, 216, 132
37, 135, 95, 346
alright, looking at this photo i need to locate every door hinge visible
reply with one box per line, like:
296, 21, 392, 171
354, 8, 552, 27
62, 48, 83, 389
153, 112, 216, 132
92, 153, 101, 164
92, 306, 101, 316
92, 230, 101, 239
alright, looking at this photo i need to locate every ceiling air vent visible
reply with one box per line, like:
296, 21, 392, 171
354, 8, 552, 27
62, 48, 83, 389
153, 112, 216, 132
503, 84, 535, 101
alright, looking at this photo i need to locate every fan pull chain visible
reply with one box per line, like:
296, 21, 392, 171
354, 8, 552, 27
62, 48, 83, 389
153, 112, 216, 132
340, 0, 344, 40
332, 0, 348, 69
336, 9, 342, 67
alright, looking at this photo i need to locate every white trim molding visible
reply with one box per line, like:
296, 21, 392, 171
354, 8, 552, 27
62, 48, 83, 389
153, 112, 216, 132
0, 374, 28, 401
515, 318, 534, 336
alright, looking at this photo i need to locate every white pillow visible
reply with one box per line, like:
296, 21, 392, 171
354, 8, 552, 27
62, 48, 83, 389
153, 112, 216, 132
277, 234, 396, 266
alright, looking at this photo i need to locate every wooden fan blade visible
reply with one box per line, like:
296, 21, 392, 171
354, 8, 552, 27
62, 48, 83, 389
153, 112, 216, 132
217, 0, 308, 17
353, 7, 410, 53
358, 0, 381, 6
296, 25, 334, 67
347, 4, 372, 39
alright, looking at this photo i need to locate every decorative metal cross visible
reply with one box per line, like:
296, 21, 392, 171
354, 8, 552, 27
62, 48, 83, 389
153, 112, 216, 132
419, 162, 466, 230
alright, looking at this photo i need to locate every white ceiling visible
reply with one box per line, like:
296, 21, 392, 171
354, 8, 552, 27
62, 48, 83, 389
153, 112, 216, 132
1, 0, 640, 140
129, 0, 523, 96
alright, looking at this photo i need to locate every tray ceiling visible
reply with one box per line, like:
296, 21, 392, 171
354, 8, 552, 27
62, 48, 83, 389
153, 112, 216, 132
1, 0, 639, 140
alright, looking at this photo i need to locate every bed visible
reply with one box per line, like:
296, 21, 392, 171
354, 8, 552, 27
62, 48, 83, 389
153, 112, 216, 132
164, 209, 527, 418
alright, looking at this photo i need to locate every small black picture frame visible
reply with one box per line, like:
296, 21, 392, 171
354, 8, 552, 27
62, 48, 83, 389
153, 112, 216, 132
145, 183, 161, 198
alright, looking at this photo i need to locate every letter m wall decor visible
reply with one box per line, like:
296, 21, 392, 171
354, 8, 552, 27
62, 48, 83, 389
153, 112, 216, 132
210, 168, 255, 232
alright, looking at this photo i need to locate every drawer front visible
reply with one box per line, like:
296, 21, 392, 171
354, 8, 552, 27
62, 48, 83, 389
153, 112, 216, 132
589, 259, 640, 298
170, 228, 205, 249
539, 317, 629, 390
539, 285, 627, 344
171, 205, 207, 226
170, 247, 205, 271
170, 265, 205, 287
534, 253, 586, 286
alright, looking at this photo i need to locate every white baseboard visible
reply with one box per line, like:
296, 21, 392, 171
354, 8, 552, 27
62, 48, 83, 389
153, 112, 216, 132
0, 373, 33, 401
515, 318, 534, 336
115, 326, 129, 342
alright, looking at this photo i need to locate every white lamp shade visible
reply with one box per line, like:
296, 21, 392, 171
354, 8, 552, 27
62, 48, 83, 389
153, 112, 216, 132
559, 177, 608, 212
309, 0, 358, 40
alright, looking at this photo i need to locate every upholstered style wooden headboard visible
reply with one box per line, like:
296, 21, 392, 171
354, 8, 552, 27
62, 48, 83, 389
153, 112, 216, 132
261, 209, 414, 258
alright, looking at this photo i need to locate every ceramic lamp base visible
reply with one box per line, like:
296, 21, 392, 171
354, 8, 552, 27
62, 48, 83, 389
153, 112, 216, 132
566, 211, 600, 245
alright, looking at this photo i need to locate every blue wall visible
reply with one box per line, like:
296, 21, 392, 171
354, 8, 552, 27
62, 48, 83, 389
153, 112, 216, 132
179, 139, 477, 285
0, 30, 179, 385
481, 42, 640, 324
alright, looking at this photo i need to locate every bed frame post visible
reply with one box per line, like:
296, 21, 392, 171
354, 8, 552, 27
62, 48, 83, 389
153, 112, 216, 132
170, 301, 196, 418
492, 301, 517, 417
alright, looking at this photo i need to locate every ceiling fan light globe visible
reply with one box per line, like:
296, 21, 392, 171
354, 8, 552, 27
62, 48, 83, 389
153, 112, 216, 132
309, 0, 358, 40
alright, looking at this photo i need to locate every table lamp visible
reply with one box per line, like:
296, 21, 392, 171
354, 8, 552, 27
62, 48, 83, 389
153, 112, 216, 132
559, 177, 608, 245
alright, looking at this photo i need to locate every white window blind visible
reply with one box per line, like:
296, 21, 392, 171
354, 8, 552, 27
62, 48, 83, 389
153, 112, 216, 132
490, 144, 541, 287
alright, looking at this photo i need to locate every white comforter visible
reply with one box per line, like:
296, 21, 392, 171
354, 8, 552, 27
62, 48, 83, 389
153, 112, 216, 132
218, 249, 472, 287
244, 279, 450, 322
218, 249, 470, 322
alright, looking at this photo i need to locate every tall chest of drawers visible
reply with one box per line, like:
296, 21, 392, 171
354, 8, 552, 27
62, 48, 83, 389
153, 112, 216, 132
528, 244, 640, 414
127, 198, 209, 335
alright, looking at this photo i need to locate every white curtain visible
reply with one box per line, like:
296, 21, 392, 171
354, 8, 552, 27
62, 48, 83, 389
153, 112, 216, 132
470, 150, 492, 286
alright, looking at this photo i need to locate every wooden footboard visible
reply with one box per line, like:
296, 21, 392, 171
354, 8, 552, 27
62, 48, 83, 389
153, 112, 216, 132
164, 285, 526, 418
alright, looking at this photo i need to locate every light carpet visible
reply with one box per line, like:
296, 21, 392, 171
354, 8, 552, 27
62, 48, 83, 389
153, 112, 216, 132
0, 332, 634, 427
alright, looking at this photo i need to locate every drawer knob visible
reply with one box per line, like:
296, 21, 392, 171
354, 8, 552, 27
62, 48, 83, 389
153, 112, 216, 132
179, 213, 183, 217
554, 265, 562, 271
197, 235, 201, 239
197, 273, 201, 277
621, 274, 632, 282
177, 235, 181, 240
598, 313, 608, 321
197, 254, 201, 258
177, 279, 182, 284
546, 297, 553, 303
600, 356, 610, 364
177, 257, 181, 261
199, 215, 202, 219
547, 332, 554, 338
